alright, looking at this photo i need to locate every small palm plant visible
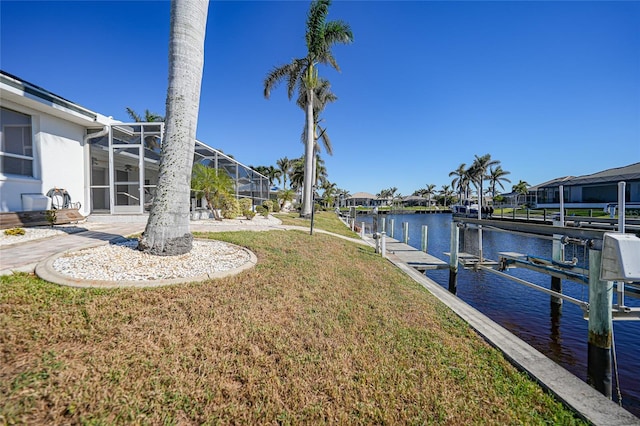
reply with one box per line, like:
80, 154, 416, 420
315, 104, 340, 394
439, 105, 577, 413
191, 163, 235, 220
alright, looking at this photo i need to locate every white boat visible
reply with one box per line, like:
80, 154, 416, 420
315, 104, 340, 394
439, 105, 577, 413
452, 203, 492, 218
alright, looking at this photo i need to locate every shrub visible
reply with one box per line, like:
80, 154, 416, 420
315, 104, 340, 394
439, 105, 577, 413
262, 200, 274, 213
4, 227, 26, 236
243, 209, 256, 220
255, 205, 269, 217
239, 198, 253, 212
271, 201, 281, 213
221, 197, 241, 219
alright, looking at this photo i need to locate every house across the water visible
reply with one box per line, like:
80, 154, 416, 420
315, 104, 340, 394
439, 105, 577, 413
500, 163, 640, 211
0, 70, 269, 218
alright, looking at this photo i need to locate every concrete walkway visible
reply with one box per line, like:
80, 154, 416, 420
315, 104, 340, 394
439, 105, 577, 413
1, 217, 638, 424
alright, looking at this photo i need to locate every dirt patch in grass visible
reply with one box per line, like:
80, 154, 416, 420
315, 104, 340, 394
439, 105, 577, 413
1, 230, 584, 424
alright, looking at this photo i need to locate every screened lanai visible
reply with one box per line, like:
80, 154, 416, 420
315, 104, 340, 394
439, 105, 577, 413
88, 123, 269, 215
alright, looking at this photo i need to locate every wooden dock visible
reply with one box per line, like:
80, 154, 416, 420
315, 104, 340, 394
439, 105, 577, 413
385, 238, 448, 270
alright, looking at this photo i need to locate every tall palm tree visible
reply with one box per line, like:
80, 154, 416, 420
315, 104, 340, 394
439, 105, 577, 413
139, 0, 209, 256
266, 165, 282, 188
276, 156, 292, 189
424, 184, 436, 207
488, 165, 511, 199
263, 0, 353, 218
469, 154, 500, 208
439, 184, 453, 208
449, 163, 468, 205
298, 78, 337, 188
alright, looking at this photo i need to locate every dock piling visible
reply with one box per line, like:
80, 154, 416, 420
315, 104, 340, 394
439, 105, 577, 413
403, 222, 409, 244
587, 248, 613, 398
448, 221, 460, 294
421, 225, 428, 252
389, 219, 395, 239
551, 235, 564, 306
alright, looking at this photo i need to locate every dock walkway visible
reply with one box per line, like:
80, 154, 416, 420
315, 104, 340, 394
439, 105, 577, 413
370, 236, 448, 270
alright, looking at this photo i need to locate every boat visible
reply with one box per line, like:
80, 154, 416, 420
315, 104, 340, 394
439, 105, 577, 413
452, 203, 492, 219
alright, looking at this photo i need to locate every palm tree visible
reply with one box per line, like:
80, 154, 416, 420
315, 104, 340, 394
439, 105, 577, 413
423, 184, 436, 207
277, 188, 296, 210
449, 163, 468, 205
289, 157, 305, 193
139, 0, 208, 256
263, 0, 353, 218
487, 165, 511, 199
276, 157, 292, 189
336, 188, 350, 207
439, 184, 453, 208
468, 154, 500, 208
320, 181, 337, 208
266, 165, 282, 188
126, 108, 164, 123
298, 78, 337, 189
314, 153, 328, 186
191, 163, 235, 220
513, 180, 530, 206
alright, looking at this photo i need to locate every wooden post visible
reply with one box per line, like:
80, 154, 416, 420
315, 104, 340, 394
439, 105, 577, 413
448, 221, 459, 294
421, 225, 428, 252
389, 219, 395, 239
403, 222, 409, 244
381, 232, 386, 258
587, 248, 612, 398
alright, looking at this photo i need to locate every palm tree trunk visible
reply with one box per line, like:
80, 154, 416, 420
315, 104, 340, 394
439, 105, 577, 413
301, 87, 315, 217
139, 0, 208, 255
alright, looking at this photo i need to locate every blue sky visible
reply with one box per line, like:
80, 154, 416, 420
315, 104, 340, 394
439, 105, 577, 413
2, 0, 639, 196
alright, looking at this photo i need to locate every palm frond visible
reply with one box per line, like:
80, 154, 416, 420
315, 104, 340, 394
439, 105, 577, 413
126, 107, 141, 122
317, 125, 333, 156
264, 61, 304, 100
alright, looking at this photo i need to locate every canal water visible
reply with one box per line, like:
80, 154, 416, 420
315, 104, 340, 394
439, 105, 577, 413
359, 212, 640, 417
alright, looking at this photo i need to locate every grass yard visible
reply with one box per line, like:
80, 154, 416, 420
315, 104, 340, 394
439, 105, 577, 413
1, 227, 585, 424
275, 211, 359, 239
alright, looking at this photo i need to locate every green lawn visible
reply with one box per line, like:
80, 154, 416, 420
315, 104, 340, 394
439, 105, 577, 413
1, 227, 585, 424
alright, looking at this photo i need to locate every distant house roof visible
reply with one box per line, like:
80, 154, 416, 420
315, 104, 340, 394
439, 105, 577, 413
528, 176, 573, 191
348, 192, 376, 200
403, 195, 427, 202
534, 163, 640, 189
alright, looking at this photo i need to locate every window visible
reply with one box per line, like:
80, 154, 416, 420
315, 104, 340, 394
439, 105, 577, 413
0, 107, 33, 177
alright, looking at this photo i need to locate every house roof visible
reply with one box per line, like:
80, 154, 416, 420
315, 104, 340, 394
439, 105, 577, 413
1, 69, 100, 123
348, 192, 376, 199
534, 163, 640, 189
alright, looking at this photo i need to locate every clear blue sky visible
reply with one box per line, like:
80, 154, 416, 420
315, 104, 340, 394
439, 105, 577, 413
2, 0, 639, 196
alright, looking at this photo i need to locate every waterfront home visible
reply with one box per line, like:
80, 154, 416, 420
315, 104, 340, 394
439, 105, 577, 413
0, 70, 269, 217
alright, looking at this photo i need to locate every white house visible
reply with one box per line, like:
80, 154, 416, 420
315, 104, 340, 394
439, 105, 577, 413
0, 70, 269, 217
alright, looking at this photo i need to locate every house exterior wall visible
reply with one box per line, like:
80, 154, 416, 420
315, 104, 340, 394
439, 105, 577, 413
0, 99, 88, 214
38, 113, 88, 214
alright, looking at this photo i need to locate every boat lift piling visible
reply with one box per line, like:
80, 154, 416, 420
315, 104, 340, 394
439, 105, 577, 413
448, 221, 460, 294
